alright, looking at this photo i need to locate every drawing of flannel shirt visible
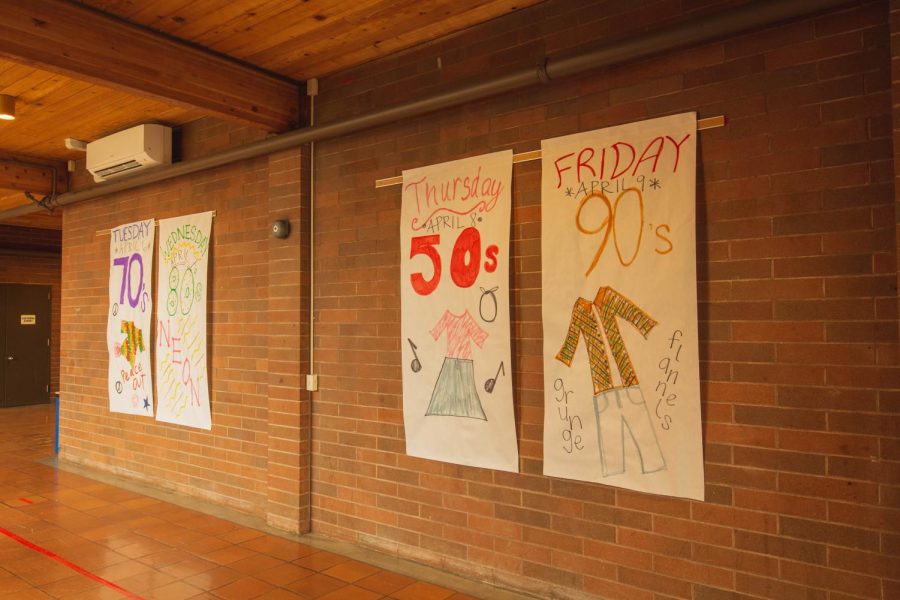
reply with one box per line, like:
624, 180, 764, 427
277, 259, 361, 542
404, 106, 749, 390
555, 287, 657, 394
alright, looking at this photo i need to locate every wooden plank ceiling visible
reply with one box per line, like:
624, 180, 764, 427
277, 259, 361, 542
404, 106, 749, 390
0, 0, 543, 228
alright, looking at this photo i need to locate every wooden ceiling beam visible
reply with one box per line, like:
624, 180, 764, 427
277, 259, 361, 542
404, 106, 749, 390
0, 159, 67, 195
0, 0, 301, 132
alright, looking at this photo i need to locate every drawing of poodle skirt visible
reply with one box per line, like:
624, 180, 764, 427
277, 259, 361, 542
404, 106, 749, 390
425, 357, 487, 420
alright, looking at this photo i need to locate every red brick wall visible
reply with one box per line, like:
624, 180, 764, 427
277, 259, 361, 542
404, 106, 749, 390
55, 0, 899, 598
891, 0, 900, 351
0, 224, 60, 252
266, 145, 312, 532
310, 1, 899, 599
59, 121, 310, 529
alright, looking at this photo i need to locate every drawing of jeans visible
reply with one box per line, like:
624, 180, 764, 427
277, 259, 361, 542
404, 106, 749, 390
594, 385, 666, 477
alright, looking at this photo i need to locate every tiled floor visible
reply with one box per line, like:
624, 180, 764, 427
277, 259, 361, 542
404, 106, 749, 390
0, 404, 519, 600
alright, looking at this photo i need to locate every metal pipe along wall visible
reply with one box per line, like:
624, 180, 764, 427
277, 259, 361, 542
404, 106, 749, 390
0, 0, 853, 220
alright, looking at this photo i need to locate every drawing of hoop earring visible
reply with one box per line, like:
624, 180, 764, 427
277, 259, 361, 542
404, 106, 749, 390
479, 286, 499, 323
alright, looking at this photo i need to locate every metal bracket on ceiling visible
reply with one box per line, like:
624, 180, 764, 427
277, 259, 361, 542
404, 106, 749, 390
536, 58, 552, 84
23, 166, 58, 213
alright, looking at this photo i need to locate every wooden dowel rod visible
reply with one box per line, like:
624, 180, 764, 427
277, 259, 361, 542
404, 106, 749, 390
374, 115, 726, 189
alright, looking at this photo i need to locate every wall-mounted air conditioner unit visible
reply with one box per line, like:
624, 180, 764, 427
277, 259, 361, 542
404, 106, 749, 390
86, 124, 172, 182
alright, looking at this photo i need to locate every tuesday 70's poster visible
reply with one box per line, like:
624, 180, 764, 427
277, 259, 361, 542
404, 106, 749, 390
400, 151, 519, 472
107, 219, 155, 416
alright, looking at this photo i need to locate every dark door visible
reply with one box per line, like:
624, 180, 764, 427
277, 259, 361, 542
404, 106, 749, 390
0, 285, 51, 407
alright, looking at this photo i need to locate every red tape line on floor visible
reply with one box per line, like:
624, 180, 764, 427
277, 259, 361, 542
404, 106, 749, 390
0, 527, 146, 599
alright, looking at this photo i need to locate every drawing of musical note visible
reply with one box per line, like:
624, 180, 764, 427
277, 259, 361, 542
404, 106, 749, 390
408, 338, 422, 373
484, 361, 505, 393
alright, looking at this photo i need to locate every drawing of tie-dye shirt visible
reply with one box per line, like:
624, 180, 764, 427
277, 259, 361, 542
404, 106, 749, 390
430, 309, 488, 359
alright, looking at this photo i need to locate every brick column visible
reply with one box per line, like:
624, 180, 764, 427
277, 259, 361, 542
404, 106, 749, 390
892, 0, 900, 340
265, 146, 311, 532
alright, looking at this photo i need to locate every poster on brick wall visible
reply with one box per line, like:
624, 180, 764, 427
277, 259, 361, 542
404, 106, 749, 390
155, 211, 213, 430
400, 151, 519, 472
107, 219, 155, 416
541, 113, 704, 500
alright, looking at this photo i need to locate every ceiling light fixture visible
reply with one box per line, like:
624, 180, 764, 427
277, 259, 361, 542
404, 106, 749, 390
0, 94, 15, 121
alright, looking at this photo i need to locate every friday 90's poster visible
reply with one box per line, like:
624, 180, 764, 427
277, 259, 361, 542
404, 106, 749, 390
541, 113, 704, 500
400, 151, 519, 472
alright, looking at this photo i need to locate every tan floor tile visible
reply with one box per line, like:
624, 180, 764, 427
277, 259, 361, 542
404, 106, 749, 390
60, 586, 127, 600
227, 552, 286, 575
119, 496, 164, 511
0, 503, 42, 524
118, 516, 169, 531
37, 574, 103, 597
79, 523, 129, 541
171, 531, 214, 549
390, 581, 456, 600
184, 535, 233, 555
210, 575, 276, 599
356, 570, 417, 595
292, 550, 349, 572
322, 559, 381, 583
36, 535, 87, 557
0, 572, 38, 594
29, 505, 86, 525
254, 589, 308, 600
52, 489, 111, 511
5, 522, 69, 544
318, 585, 382, 600
220, 527, 266, 544
0, 512, 42, 531
138, 524, 199, 547
159, 555, 220, 579
202, 544, 259, 565
92, 487, 143, 503
286, 572, 346, 598
167, 508, 210, 524
4, 497, 34, 507
0, 589, 54, 599
184, 565, 245, 590
100, 532, 158, 550
139, 546, 194, 568
55, 542, 130, 570
117, 537, 172, 559
115, 568, 178, 594
240, 534, 318, 561
7, 555, 76, 586
255, 561, 316, 586
192, 519, 241, 537
147, 579, 204, 600
93, 558, 156, 583
0, 551, 28, 567
2, 495, 48, 507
